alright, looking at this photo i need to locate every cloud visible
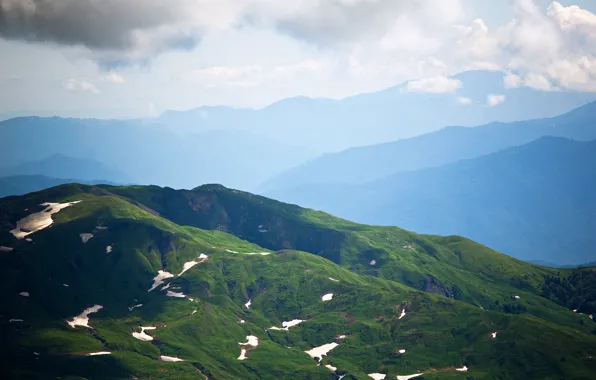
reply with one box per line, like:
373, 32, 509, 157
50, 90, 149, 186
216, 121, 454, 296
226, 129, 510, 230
64, 78, 100, 94
503, 72, 522, 88
523, 72, 554, 91
487, 94, 505, 106
0, 0, 238, 65
457, 96, 471, 105
405, 76, 463, 93
103, 73, 126, 84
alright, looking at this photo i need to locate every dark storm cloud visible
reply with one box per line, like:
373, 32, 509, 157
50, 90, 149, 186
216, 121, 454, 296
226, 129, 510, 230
0, 0, 200, 62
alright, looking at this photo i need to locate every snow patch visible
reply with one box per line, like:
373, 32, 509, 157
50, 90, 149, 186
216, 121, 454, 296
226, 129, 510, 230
397, 375, 423, 380
245, 299, 252, 309
225, 249, 239, 253
304, 342, 338, 362
67, 305, 103, 328
10, 201, 81, 239
88, 352, 111, 356
268, 319, 303, 331
166, 291, 186, 298
148, 270, 175, 292
80, 233, 94, 243
0, 246, 14, 252
132, 326, 156, 341
95, 226, 108, 230
456, 366, 468, 372
321, 293, 333, 301
25, 238, 33, 242
328, 277, 339, 282
240, 320, 246, 324
237, 335, 259, 360
590, 314, 593, 320
19, 292, 30, 297
192, 310, 197, 315
368, 374, 386, 380
63, 284, 69, 287
9, 319, 23, 322
106, 245, 112, 254
369, 260, 376, 265
513, 295, 520, 299
178, 254, 208, 276
491, 331, 497, 339
244, 252, 270, 256
160, 355, 184, 362
398, 349, 406, 354
128, 304, 143, 312
338, 335, 346, 339
573, 309, 578, 313
326, 364, 338, 372
399, 308, 406, 319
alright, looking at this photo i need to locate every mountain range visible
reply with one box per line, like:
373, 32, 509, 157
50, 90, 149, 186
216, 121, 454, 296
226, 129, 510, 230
159, 70, 596, 152
0, 118, 316, 191
1, 183, 595, 379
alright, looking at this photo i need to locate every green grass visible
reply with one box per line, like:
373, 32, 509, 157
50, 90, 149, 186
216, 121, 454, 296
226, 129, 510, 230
0, 183, 595, 379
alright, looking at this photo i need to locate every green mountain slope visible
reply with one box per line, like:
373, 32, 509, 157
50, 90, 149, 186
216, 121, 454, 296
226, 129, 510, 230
1, 184, 595, 379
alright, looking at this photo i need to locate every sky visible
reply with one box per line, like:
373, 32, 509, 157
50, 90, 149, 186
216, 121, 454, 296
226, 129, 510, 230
1, 0, 596, 119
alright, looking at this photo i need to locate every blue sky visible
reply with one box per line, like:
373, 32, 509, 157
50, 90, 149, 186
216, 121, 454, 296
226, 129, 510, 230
1, 0, 596, 119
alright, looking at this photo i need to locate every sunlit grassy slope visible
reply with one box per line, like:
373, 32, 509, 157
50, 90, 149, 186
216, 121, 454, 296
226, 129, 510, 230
0, 183, 594, 379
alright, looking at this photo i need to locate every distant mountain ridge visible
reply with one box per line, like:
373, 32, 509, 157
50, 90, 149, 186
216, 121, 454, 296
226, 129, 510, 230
159, 70, 596, 152
0, 175, 126, 198
0, 117, 316, 191
259, 100, 596, 193
266, 137, 596, 265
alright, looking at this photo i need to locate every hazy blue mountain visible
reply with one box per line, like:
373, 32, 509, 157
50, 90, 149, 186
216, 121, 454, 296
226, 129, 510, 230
266, 137, 596, 266
259, 100, 596, 193
0, 175, 125, 198
0, 117, 316, 191
158, 70, 596, 152
0, 154, 127, 182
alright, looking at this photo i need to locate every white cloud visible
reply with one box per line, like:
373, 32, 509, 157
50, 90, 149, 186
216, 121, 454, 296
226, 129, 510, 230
503, 72, 522, 88
64, 78, 101, 94
523, 72, 554, 91
487, 94, 506, 106
405, 76, 463, 93
457, 96, 472, 104
103, 73, 126, 84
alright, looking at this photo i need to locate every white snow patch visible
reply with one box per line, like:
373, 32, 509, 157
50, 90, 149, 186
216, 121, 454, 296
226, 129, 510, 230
106, 245, 112, 254
304, 342, 338, 362
399, 349, 406, 354
148, 270, 175, 292
20, 292, 30, 297
590, 314, 593, 320
321, 293, 333, 301
128, 304, 143, 312
178, 254, 208, 277
245, 299, 252, 309
326, 364, 338, 372
240, 320, 246, 324
399, 308, 406, 319
513, 295, 520, 299
80, 233, 94, 243
268, 319, 304, 331
238, 348, 248, 360
328, 277, 339, 282
25, 238, 33, 242
244, 252, 270, 256
456, 366, 468, 372
34, 352, 40, 356
0, 246, 14, 252
161, 282, 171, 291
160, 355, 184, 362
491, 332, 497, 339
368, 374, 386, 380
397, 375, 423, 380
225, 249, 238, 253
369, 260, 376, 265
132, 326, 156, 341
67, 305, 103, 328
10, 201, 81, 239
240, 335, 259, 347
192, 310, 197, 314
166, 291, 186, 298
573, 309, 578, 313
9, 319, 24, 322
95, 226, 108, 230
237, 335, 259, 360
338, 335, 346, 339
88, 352, 111, 356
63, 284, 69, 287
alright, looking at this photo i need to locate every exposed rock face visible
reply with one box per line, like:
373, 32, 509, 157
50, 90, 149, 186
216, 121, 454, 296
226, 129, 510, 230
424, 275, 455, 298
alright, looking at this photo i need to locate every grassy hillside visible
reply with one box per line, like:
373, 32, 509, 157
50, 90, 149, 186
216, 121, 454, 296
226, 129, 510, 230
1, 184, 595, 379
